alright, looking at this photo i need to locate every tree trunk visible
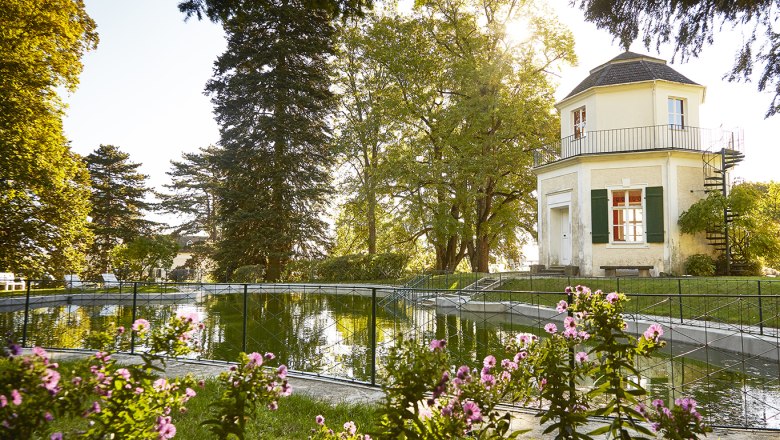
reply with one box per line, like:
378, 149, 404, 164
266, 256, 282, 282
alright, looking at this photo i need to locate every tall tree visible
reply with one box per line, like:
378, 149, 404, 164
158, 146, 222, 240
358, 0, 574, 272
331, 16, 396, 256
575, 0, 780, 117
202, 0, 337, 281
0, 0, 97, 277
85, 145, 154, 275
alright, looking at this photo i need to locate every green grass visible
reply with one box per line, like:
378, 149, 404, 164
37, 371, 380, 439
0, 284, 181, 298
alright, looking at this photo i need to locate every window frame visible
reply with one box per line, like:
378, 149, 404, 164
573, 106, 587, 140
608, 187, 646, 244
668, 97, 685, 129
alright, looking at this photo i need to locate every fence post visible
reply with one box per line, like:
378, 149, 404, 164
616, 276, 620, 293
242, 284, 248, 353
130, 282, 138, 354
678, 278, 684, 324
21, 280, 31, 347
371, 287, 377, 386
757, 280, 764, 335
567, 289, 575, 395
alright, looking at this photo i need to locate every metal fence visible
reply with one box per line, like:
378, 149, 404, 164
2, 277, 780, 430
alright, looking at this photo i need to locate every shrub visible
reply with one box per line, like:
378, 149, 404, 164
684, 254, 716, 276
316, 253, 408, 281
281, 259, 319, 282
232, 264, 264, 283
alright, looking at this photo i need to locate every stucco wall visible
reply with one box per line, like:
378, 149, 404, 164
590, 164, 665, 275
538, 171, 579, 267
671, 165, 714, 274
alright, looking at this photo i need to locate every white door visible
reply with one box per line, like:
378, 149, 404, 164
560, 207, 571, 265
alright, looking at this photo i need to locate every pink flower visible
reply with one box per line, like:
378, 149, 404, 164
556, 300, 568, 313
280, 382, 292, 396
268, 401, 278, 411
315, 415, 325, 425
50, 433, 63, 440
483, 355, 496, 369
544, 323, 557, 334
264, 352, 275, 360
42, 368, 60, 391
132, 319, 150, 332
185, 387, 196, 398
644, 324, 664, 342
501, 359, 518, 371
91, 401, 101, 413
456, 365, 470, 380
429, 339, 446, 351
153, 378, 169, 391
564, 316, 576, 328
343, 421, 357, 435
33, 346, 48, 358
277, 365, 288, 379
462, 400, 482, 423
247, 352, 264, 368
116, 368, 131, 381
11, 389, 21, 405
575, 351, 588, 363
44, 412, 53, 421
481, 373, 495, 387
0, 395, 6, 407
563, 327, 578, 339
116, 326, 125, 335
606, 292, 619, 304
514, 351, 528, 362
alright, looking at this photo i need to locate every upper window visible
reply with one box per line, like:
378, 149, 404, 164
573, 106, 586, 139
611, 189, 644, 243
668, 98, 685, 128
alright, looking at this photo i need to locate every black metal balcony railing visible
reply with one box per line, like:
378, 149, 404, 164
533, 125, 742, 167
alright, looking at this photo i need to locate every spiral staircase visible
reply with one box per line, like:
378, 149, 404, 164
702, 131, 747, 275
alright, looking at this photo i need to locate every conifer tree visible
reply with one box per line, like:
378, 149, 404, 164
85, 145, 154, 274
0, 0, 97, 278
202, 0, 336, 281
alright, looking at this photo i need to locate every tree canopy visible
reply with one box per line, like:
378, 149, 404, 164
330, 0, 574, 272
204, 0, 336, 281
575, 0, 780, 117
0, 0, 98, 277
85, 145, 154, 275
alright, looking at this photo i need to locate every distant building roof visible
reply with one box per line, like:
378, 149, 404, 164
174, 235, 208, 249
562, 51, 699, 101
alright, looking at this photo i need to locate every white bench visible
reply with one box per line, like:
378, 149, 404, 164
100, 273, 120, 288
64, 274, 96, 290
0, 273, 25, 291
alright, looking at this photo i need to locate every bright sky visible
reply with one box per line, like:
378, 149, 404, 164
62, 0, 777, 219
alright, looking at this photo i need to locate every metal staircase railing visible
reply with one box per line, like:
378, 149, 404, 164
701, 128, 746, 274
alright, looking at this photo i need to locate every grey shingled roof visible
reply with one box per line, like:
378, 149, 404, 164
562, 52, 699, 100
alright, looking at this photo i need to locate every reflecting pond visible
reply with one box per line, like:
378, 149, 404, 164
1, 291, 779, 429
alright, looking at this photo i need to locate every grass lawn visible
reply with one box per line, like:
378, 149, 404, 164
37, 375, 380, 439
0, 284, 181, 298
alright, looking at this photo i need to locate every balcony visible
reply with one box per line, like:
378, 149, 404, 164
533, 125, 742, 167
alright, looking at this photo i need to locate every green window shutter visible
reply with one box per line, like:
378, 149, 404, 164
591, 189, 609, 243
646, 186, 664, 243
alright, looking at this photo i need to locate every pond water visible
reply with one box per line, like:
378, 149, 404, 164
1, 291, 779, 429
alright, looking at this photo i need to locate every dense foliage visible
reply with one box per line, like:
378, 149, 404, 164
316, 253, 408, 281
86, 145, 155, 276
0, 0, 97, 278
679, 182, 780, 272
110, 235, 179, 280
203, 0, 337, 282
330, 0, 574, 272
684, 254, 716, 277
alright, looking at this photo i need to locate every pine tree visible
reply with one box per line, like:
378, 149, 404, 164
85, 145, 153, 275
0, 0, 97, 278
204, 0, 336, 281
158, 146, 221, 240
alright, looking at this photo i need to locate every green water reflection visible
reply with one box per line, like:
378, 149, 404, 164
1, 292, 779, 428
